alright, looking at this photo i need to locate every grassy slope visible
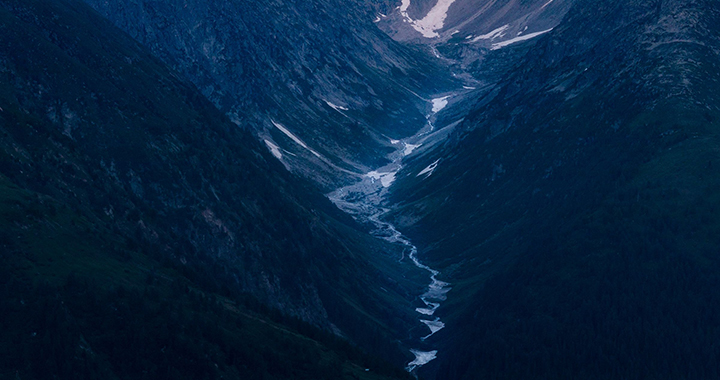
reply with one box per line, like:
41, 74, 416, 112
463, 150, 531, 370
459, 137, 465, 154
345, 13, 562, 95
0, 174, 410, 380
389, 1, 720, 378
434, 104, 720, 380
0, 0, 422, 377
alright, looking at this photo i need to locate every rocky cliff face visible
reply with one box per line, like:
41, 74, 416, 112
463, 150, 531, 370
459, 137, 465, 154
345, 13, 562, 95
376, 0, 578, 111
378, 0, 574, 44
79, 0, 456, 189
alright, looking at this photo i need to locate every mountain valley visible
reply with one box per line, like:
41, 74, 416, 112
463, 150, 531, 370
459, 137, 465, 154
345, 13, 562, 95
2, 0, 719, 379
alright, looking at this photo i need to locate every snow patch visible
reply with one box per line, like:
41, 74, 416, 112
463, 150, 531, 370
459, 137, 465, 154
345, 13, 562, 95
463, 86, 476, 90
400, 0, 457, 38
431, 96, 450, 113
417, 159, 440, 177
366, 170, 397, 188
403, 143, 421, 156
421, 318, 446, 338
407, 350, 437, 371
540, 0, 555, 10
471, 24, 509, 42
416, 307, 435, 316
417, 300, 441, 316
424, 278, 451, 301
325, 100, 349, 111
491, 28, 553, 50
263, 139, 282, 159
271, 120, 321, 158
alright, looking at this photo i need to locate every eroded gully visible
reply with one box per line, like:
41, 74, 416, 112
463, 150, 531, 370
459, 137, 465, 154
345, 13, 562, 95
328, 96, 453, 373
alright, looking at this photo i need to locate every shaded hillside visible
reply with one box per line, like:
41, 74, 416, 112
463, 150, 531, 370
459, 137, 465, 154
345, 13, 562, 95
0, 0, 427, 376
390, 0, 720, 378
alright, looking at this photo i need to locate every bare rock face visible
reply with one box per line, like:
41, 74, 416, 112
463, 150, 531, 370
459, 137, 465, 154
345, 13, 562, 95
377, 0, 575, 46
375, 0, 578, 102
80, 0, 456, 190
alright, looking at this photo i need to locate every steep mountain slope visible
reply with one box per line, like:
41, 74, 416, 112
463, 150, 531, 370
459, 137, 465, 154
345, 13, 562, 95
390, 0, 720, 378
0, 0, 427, 376
79, 0, 456, 189
6, 0, 720, 378
377, 0, 578, 112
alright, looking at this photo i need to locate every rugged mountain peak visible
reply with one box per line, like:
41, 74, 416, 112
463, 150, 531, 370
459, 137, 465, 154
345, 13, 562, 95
378, 0, 575, 48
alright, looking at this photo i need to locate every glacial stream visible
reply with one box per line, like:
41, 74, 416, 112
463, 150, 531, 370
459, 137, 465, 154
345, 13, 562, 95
328, 96, 452, 373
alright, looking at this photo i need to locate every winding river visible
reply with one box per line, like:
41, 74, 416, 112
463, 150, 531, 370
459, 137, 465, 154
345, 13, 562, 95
328, 96, 452, 372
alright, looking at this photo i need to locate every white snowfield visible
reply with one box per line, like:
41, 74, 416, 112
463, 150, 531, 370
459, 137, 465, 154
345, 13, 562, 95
471, 24, 509, 42
425, 277, 451, 301
491, 28, 553, 50
403, 143, 421, 156
416, 306, 435, 316
417, 159, 440, 178
324, 100, 349, 112
422, 318, 445, 335
431, 96, 450, 113
263, 139, 282, 159
366, 170, 397, 188
271, 119, 322, 158
407, 350, 438, 372
541, 0, 555, 10
400, 0, 457, 38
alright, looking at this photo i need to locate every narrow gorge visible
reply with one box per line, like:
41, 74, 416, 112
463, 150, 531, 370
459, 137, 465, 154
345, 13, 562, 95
328, 93, 457, 373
